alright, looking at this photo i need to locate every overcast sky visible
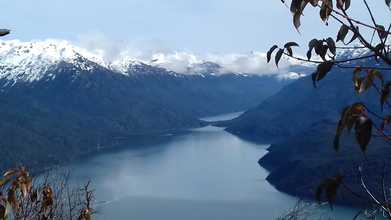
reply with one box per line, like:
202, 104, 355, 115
1, 0, 390, 54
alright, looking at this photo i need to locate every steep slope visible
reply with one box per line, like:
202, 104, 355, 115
259, 120, 391, 206
0, 39, 302, 171
225, 59, 379, 142
223, 55, 391, 205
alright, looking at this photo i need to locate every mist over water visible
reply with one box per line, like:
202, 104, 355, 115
65, 112, 357, 220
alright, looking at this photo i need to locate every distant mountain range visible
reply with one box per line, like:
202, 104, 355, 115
222, 54, 391, 206
0, 39, 311, 171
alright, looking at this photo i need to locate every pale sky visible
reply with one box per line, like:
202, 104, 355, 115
1, 0, 390, 54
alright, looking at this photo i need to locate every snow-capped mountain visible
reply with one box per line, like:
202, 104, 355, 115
0, 40, 108, 83
0, 39, 311, 172
0, 39, 312, 85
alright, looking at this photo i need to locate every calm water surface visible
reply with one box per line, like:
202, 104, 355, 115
66, 112, 357, 219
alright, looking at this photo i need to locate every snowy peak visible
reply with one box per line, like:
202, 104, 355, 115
109, 55, 151, 75
0, 39, 106, 83
0, 39, 317, 84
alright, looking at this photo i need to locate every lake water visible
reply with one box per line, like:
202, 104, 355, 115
66, 112, 358, 219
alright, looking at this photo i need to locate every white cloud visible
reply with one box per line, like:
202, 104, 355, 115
145, 51, 308, 77
150, 52, 202, 73
74, 35, 310, 78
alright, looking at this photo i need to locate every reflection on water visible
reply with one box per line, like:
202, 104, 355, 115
201, 111, 244, 122
65, 112, 357, 220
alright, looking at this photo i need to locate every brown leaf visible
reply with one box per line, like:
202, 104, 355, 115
306, 50, 312, 61
3, 170, 17, 179
314, 43, 328, 61
315, 175, 343, 207
337, 0, 350, 10
0, 179, 9, 188
315, 184, 324, 204
353, 76, 363, 94
326, 37, 336, 55
275, 49, 284, 67
0, 29, 10, 37
79, 208, 92, 220
286, 47, 293, 56
7, 188, 18, 214
267, 45, 278, 63
293, 11, 301, 30
355, 116, 372, 153
336, 24, 349, 43
346, 26, 360, 45
30, 190, 38, 203
353, 66, 362, 74
381, 115, 391, 131
334, 120, 343, 152
325, 175, 343, 208
345, 0, 351, 9
381, 82, 391, 111
334, 106, 353, 151
309, 0, 319, 7
376, 25, 387, 39
319, 0, 333, 22
42, 186, 54, 209
307, 39, 319, 60
0, 204, 5, 220
284, 42, 299, 48
313, 61, 334, 83
290, 0, 302, 13
357, 69, 384, 94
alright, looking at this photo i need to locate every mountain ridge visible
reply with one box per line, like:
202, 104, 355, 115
0, 39, 310, 84
0, 39, 313, 173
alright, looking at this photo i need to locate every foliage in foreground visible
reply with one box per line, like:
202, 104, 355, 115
0, 167, 94, 220
270, 0, 391, 219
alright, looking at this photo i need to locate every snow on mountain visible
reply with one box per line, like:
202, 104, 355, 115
0, 39, 110, 83
147, 51, 312, 78
0, 39, 313, 84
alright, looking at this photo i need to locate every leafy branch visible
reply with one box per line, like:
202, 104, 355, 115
274, 0, 391, 218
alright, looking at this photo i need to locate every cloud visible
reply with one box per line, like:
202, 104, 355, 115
76, 33, 173, 62
74, 35, 308, 78
150, 52, 202, 73
146, 51, 307, 77
205, 52, 290, 74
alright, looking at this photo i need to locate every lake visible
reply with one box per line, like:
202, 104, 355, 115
66, 112, 357, 219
